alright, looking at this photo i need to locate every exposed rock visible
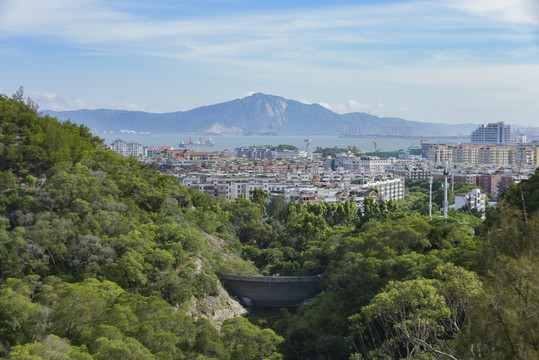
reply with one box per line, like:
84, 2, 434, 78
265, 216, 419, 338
204, 122, 243, 135
187, 281, 247, 330
193, 258, 203, 274
185, 248, 248, 329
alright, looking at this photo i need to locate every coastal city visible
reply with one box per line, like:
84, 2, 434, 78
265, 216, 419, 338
109, 122, 538, 213
2, 0, 538, 357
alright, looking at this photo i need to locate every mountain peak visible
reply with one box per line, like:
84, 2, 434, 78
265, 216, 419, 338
44, 94, 478, 136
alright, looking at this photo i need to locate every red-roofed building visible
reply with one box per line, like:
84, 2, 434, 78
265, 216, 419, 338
172, 151, 220, 165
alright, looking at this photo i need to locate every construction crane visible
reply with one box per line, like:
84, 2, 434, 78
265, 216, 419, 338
373, 138, 385, 152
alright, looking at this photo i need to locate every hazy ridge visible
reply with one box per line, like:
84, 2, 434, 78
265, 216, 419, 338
44, 93, 478, 136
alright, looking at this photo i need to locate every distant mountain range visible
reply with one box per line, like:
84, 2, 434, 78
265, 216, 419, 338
44, 93, 477, 137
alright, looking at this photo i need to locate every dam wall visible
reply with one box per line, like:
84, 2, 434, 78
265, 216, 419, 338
218, 273, 321, 307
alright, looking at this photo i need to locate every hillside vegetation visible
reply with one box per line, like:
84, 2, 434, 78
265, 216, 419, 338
0, 92, 283, 360
1, 90, 538, 359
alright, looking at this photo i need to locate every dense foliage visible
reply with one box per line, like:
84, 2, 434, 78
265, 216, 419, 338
363, 150, 404, 158
315, 146, 361, 157
0, 92, 283, 359
1, 90, 537, 359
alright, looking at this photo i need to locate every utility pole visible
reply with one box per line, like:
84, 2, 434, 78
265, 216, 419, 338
429, 176, 433, 219
443, 162, 449, 219
451, 161, 454, 192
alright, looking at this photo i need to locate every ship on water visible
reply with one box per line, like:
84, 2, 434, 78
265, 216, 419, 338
178, 137, 215, 149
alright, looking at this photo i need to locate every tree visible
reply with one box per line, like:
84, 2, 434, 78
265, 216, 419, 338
50, 279, 123, 343
221, 317, 284, 360
350, 278, 453, 359
266, 195, 287, 220
249, 188, 269, 209
0, 170, 17, 191
456, 193, 539, 359
0, 287, 43, 350
7, 335, 94, 360
192, 318, 228, 359
92, 336, 155, 360
274, 144, 298, 151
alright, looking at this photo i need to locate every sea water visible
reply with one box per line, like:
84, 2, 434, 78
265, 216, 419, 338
99, 133, 469, 152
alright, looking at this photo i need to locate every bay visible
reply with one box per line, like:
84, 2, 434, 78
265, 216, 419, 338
99, 133, 469, 152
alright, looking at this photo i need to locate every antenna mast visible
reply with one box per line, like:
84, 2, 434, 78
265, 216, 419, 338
429, 176, 433, 219
443, 162, 449, 219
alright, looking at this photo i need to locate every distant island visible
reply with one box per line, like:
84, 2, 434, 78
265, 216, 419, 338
44, 93, 477, 137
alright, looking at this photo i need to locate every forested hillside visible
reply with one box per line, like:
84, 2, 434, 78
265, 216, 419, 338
0, 92, 284, 359
1, 91, 537, 359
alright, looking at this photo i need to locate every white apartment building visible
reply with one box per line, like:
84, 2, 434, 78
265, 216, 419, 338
360, 156, 392, 173
427, 144, 537, 167
386, 162, 431, 181
455, 188, 486, 213
273, 150, 308, 159
471, 122, 510, 144
110, 139, 144, 157
428, 146, 452, 165
364, 178, 405, 201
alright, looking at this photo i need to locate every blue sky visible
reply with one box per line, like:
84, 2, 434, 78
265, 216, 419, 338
0, 0, 538, 126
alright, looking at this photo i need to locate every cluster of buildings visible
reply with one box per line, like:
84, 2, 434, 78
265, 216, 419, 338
108, 122, 537, 213
181, 170, 404, 205
424, 143, 537, 167
110, 139, 174, 158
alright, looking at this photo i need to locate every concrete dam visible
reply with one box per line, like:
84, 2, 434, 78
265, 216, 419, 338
218, 273, 321, 307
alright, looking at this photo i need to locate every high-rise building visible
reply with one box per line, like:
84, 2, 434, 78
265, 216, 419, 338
471, 122, 510, 144
344, 125, 361, 136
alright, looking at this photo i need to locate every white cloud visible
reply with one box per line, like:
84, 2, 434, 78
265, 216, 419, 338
379, 63, 539, 90
319, 102, 331, 110
243, 91, 258, 98
26, 90, 142, 111
1, 0, 537, 124
319, 100, 386, 114
445, 0, 539, 25
26, 91, 88, 111
1, 0, 533, 64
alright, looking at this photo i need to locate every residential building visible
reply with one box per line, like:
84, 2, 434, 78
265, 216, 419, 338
455, 188, 486, 213
426, 144, 537, 167
427, 145, 452, 164
145, 146, 173, 157
363, 178, 405, 201
360, 156, 392, 173
471, 122, 510, 144
476, 173, 502, 196
498, 175, 516, 194
235, 147, 273, 160
110, 138, 144, 157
